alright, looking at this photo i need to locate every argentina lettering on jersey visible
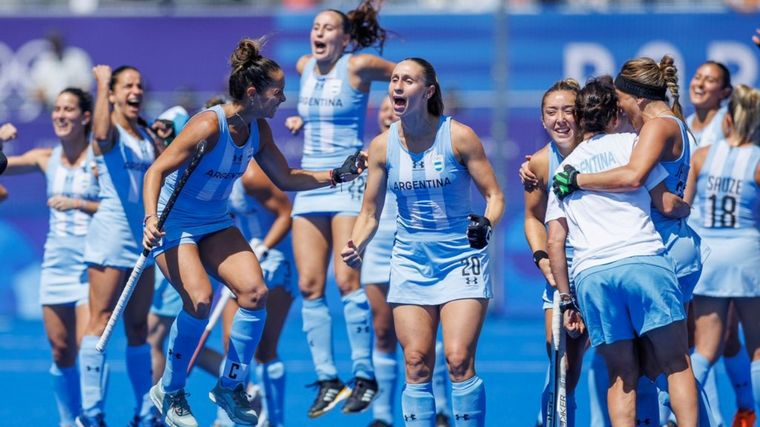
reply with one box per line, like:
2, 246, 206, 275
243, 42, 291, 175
386, 116, 471, 235
158, 105, 259, 222
297, 54, 368, 169
696, 139, 760, 231
46, 145, 99, 237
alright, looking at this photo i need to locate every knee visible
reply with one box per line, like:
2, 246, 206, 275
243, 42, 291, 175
334, 271, 359, 296
404, 350, 432, 382
446, 347, 475, 382
236, 284, 268, 310
298, 276, 324, 300
125, 317, 149, 344
373, 322, 397, 352
184, 288, 214, 318
50, 340, 76, 366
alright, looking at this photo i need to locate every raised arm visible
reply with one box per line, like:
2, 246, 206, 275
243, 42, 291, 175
452, 121, 505, 226
254, 119, 364, 191
576, 123, 670, 191
350, 54, 395, 91
241, 159, 293, 251
341, 133, 388, 269
91, 65, 118, 156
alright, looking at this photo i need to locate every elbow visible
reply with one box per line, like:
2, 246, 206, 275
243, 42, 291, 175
626, 175, 645, 189
546, 234, 565, 255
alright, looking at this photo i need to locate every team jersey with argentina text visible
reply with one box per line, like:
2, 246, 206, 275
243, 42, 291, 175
297, 54, 368, 170
386, 116, 470, 238
46, 145, 99, 237
545, 133, 668, 277
696, 139, 760, 237
158, 105, 259, 229
94, 124, 155, 242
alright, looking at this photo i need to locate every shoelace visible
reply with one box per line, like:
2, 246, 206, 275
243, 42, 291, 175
167, 390, 192, 416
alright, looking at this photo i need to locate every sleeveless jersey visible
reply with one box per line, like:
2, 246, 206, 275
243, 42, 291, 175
696, 139, 760, 236
687, 106, 727, 152
46, 145, 99, 237
158, 105, 259, 227
386, 116, 471, 237
297, 54, 368, 170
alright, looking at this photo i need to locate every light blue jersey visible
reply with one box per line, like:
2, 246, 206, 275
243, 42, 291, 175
687, 106, 727, 152
292, 54, 370, 217
85, 124, 155, 268
385, 117, 491, 305
41, 145, 99, 305
154, 105, 259, 254
693, 139, 760, 297
228, 179, 297, 294
542, 141, 575, 309
650, 116, 702, 283
297, 54, 368, 170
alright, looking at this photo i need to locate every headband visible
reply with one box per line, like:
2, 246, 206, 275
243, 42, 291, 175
614, 75, 667, 101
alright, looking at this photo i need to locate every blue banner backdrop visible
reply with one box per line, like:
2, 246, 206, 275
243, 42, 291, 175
0, 11, 757, 317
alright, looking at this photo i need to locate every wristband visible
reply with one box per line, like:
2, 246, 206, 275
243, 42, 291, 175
532, 250, 549, 268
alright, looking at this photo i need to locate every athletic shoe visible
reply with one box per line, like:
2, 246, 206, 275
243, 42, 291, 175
209, 380, 259, 425
732, 409, 757, 427
368, 420, 392, 427
435, 412, 452, 427
150, 384, 198, 427
306, 378, 350, 418
342, 377, 379, 414
74, 413, 106, 427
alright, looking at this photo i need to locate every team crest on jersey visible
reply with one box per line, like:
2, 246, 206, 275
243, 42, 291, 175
325, 79, 342, 97
433, 154, 444, 172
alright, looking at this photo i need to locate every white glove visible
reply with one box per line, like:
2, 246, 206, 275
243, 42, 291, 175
249, 238, 269, 261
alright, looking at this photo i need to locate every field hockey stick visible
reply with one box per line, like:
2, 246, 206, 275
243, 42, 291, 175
547, 291, 568, 427
187, 286, 234, 374
546, 291, 560, 427
96, 140, 208, 352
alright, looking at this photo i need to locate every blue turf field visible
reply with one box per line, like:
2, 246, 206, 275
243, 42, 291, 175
0, 305, 740, 427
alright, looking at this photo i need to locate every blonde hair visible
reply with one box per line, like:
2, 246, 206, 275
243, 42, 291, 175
618, 55, 683, 120
728, 84, 760, 146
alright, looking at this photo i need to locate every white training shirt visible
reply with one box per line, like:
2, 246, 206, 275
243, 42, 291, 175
545, 132, 669, 277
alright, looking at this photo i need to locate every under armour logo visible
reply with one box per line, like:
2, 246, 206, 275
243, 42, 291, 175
85, 366, 100, 372
233, 154, 243, 163
404, 414, 417, 421
455, 414, 471, 421
411, 159, 425, 169
465, 277, 478, 285
168, 349, 182, 360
